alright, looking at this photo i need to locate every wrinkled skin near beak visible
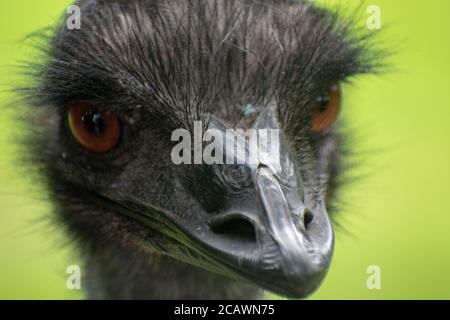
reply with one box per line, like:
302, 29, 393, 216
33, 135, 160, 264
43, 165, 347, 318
109, 110, 334, 298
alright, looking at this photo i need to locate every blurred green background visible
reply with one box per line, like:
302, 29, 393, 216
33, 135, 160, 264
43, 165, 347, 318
0, 0, 449, 299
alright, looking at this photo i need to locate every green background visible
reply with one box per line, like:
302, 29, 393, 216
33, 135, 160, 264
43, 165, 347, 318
0, 0, 449, 299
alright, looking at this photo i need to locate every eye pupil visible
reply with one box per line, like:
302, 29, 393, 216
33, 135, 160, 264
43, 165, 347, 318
316, 94, 331, 111
83, 110, 105, 136
68, 103, 121, 153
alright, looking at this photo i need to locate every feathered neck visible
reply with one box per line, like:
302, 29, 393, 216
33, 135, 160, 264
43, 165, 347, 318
82, 242, 261, 299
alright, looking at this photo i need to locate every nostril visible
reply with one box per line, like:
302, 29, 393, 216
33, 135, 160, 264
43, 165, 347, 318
303, 209, 314, 230
210, 215, 257, 244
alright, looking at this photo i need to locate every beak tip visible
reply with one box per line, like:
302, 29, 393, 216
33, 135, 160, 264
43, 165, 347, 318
273, 267, 330, 298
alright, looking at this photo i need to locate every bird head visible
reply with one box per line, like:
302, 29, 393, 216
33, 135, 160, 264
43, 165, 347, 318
23, 0, 379, 298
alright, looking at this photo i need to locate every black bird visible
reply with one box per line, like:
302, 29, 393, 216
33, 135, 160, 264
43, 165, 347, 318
20, 0, 380, 299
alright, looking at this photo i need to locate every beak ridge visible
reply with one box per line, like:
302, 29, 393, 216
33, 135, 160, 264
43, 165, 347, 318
253, 165, 333, 296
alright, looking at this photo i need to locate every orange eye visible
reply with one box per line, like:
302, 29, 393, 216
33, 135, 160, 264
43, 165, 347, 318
68, 103, 121, 153
311, 84, 341, 133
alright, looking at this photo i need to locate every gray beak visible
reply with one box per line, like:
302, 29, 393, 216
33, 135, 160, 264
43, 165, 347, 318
182, 110, 334, 297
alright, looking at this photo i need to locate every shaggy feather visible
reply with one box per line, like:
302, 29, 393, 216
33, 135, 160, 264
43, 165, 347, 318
15, 0, 384, 299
